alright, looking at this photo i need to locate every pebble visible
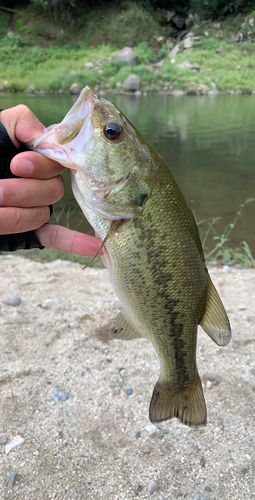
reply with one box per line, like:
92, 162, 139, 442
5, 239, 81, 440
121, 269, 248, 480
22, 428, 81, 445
205, 486, 212, 492
251, 369, 255, 376
206, 380, 213, 389
145, 424, 157, 434
148, 479, 158, 495
42, 298, 60, 309
5, 435, 25, 454
3, 294, 21, 306
51, 388, 72, 403
136, 431, 141, 439
241, 467, 248, 474
125, 387, 133, 396
191, 444, 199, 452
7, 471, 16, 487
0, 435, 8, 445
194, 494, 209, 500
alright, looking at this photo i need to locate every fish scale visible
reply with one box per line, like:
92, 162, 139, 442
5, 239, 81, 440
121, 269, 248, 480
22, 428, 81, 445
27, 86, 231, 427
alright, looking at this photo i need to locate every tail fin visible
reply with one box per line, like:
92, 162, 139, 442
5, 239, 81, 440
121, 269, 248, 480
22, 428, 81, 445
149, 377, 207, 427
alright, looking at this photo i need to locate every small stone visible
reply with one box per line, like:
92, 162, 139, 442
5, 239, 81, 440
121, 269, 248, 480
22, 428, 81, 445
122, 74, 140, 91
7, 471, 16, 487
5, 435, 24, 455
42, 298, 60, 309
108, 454, 115, 464
194, 494, 209, 500
172, 15, 185, 29
205, 486, 212, 492
0, 435, 8, 445
183, 37, 193, 49
191, 444, 199, 452
204, 31, 209, 37
3, 294, 21, 306
241, 467, 248, 474
251, 369, 255, 376
238, 304, 246, 310
51, 388, 72, 403
145, 424, 157, 434
70, 83, 82, 95
136, 431, 141, 439
206, 380, 213, 389
200, 457, 206, 467
215, 46, 228, 54
148, 479, 158, 494
125, 387, 133, 396
168, 44, 180, 59
84, 62, 94, 70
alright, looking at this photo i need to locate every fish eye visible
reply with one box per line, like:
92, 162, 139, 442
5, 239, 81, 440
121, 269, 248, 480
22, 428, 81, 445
104, 122, 122, 141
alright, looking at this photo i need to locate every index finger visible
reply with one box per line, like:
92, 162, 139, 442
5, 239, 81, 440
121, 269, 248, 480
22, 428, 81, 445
11, 151, 66, 180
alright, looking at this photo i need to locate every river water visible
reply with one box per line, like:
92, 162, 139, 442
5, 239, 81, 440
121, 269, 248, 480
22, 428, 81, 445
1, 92, 254, 254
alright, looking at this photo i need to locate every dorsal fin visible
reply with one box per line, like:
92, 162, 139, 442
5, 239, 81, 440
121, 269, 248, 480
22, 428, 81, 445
200, 277, 231, 346
109, 310, 143, 340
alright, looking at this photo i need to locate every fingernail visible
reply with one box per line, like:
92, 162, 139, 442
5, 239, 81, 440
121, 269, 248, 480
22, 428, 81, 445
12, 158, 33, 176
0, 186, 3, 205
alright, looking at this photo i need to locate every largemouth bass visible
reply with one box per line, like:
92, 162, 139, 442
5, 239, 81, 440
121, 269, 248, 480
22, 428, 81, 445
27, 86, 231, 427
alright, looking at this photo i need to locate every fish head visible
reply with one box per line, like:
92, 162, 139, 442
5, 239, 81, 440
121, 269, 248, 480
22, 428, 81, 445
27, 85, 156, 220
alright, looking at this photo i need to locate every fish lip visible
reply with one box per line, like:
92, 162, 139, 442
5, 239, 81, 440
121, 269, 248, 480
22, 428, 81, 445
26, 86, 97, 168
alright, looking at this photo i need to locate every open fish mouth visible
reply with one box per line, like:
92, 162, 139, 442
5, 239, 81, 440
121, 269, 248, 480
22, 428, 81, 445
26, 86, 97, 170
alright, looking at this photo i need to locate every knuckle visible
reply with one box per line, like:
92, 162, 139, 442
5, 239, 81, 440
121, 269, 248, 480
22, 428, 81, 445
54, 176, 65, 200
12, 207, 23, 232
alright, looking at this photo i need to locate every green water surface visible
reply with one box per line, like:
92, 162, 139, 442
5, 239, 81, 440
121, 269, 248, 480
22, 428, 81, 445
1, 92, 254, 253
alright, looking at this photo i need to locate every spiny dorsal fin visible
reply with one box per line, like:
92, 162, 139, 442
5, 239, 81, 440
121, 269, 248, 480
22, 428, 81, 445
109, 310, 143, 340
200, 277, 231, 346
149, 376, 207, 427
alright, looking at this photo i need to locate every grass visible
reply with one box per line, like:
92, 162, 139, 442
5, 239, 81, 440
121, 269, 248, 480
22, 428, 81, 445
2, 199, 253, 268
199, 198, 255, 267
1, 4, 255, 93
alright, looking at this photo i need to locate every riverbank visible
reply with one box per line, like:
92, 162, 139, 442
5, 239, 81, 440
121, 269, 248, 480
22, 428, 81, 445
1, 4, 255, 95
0, 255, 254, 499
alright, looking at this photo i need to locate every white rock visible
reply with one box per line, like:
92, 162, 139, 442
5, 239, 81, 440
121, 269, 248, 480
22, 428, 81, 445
145, 424, 157, 434
148, 479, 158, 494
84, 62, 94, 70
171, 89, 185, 96
206, 380, 213, 389
3, 294, 21, 306
168, 44, 179, 59
204, 31, 209, 37
5, 435, 24, 454
42, 298, 60, 309
183, 37, 193, 49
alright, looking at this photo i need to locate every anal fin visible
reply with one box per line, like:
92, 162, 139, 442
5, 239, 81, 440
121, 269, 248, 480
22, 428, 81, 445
109, 310, 143, 340
200, 277, 231, 346
149, 376, 206, 428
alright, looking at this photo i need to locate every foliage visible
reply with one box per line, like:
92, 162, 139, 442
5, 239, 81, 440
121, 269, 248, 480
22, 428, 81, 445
199, 199, 255, 267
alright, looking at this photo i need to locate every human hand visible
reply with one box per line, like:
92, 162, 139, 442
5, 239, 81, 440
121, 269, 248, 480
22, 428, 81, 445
0, 105, 101, 256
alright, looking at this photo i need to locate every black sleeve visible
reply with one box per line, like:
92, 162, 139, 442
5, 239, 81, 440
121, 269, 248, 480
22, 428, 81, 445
0, 117, 45, 251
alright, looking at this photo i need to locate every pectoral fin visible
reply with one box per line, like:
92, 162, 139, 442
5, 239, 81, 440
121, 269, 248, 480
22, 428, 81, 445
109, 310, 143, 340
200, 277, 231, 346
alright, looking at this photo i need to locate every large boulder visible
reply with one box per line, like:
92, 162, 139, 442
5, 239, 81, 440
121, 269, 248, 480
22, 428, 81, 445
122, 74, 141, 91
115, 47, 138, 65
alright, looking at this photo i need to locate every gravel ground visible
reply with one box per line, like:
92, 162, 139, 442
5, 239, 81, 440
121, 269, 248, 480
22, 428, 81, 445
0, 255, 254, 500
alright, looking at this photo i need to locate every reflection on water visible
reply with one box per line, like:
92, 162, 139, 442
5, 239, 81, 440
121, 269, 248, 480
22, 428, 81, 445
1, 92, 254, 252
